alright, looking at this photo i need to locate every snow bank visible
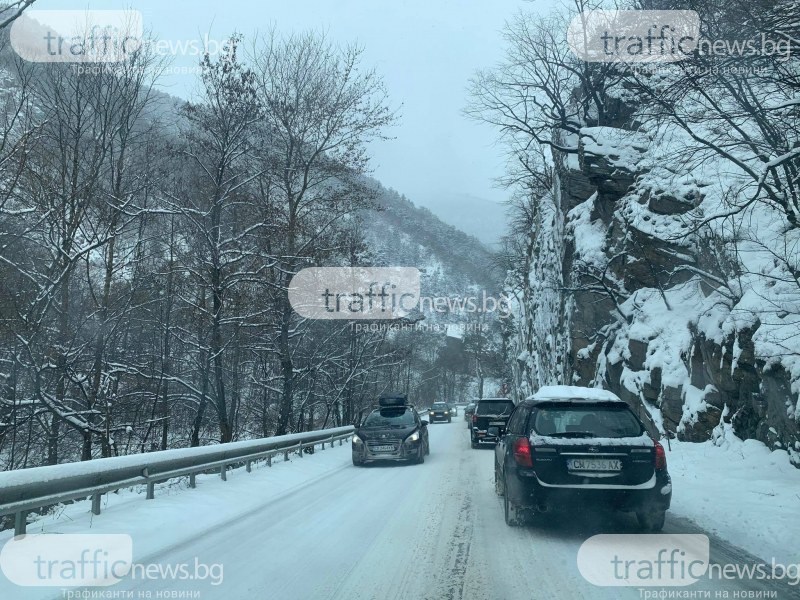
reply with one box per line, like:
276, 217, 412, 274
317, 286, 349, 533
668, 421, 800, 564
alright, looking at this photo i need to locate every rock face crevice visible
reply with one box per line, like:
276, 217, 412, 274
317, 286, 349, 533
510, 94, 800, 466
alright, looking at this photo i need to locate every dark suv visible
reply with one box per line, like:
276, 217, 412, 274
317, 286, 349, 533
470, 398, 514, 447
493, 386, 671, 531
352, 395, 429, 466
464, 403, 476, 427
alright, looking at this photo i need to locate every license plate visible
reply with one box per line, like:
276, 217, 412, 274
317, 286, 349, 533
489, 421, 505, 426
372, 445, 395, 452
567, 458, 622, 471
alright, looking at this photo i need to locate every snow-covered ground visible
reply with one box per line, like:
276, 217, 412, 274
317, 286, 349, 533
0, 423, 797, 600
667, 424, 800, 565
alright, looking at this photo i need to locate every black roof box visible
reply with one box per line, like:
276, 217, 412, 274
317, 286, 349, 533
378, 394, 408, 407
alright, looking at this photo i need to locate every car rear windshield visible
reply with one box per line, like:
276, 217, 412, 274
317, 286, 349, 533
531, 405, 644, 438
476, 400, 514, 415
364, 408, 416, 427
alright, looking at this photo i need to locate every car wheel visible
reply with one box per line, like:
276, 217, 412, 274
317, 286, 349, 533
414, 446, 425, 464
637, 510, 666, 532
425, 441, 430, 455
352, 457, 364, 467
471, 439, 479, 449
494, 464, 504, 497
504, 487, 526, 526
448, 418, 451, 423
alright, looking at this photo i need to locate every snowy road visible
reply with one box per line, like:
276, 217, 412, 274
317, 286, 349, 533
2, 420, 798, 600
55, 420, 797, 600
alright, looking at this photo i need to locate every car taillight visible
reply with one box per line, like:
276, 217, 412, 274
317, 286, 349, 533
472, 414, 477, 423
513, 438, 533, 467
654, 440, 667, 470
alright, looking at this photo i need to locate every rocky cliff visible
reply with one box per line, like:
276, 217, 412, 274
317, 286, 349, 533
509, 97, 800, 467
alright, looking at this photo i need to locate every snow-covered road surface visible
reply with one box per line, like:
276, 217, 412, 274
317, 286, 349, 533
3, 421, 799, 600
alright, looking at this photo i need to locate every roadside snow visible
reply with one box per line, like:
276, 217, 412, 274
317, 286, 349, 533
667, 421, 800, 565
0, 444, 353, 575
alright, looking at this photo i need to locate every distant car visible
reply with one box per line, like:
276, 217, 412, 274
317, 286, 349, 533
464, 403, 476, 426
352, 395, 429, 466
493, 385, 671, 530
471, 398, 514, 447
428, 402, 452, 423
448, 403, 458, 416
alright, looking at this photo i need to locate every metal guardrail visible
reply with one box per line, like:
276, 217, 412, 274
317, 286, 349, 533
0, 426, 354, 536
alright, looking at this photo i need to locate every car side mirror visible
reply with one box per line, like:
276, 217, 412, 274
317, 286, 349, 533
487, 426, 500, 438
420, 419, 428, 426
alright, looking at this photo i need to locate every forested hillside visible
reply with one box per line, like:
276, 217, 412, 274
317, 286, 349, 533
0, 29, 505, 469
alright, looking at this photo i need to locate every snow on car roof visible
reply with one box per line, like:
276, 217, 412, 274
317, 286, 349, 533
528, 385, 622, 402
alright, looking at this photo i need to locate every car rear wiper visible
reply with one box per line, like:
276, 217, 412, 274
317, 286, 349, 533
547, 431, 597, 438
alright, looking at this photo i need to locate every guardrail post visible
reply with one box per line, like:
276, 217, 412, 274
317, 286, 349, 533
189, 473, 196, 488
246, 460, 252, 473
220, 464, 227, 481
146, 481, 155, 500
339, 438, 343, 446
283, 449, 289, 461
91, 493, 102, 516
267, 454, 272, 467
14, 511, 26, 536
299, 443, 305, 457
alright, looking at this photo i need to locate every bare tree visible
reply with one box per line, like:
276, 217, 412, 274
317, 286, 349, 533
172, 36, 264, 443
0, 0, 37, 30
250, 30, 396, 435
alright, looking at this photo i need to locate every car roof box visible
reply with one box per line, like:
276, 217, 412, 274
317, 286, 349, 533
378, 394, 408, 407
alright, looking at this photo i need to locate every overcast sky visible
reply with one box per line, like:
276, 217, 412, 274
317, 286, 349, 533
34, 0, 560, 209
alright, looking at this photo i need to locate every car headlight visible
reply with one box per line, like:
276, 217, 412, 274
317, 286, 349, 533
444, 411, 449, 415
429, 411, 434, 415
352, 434, 362, 444
406, 431, 420, 442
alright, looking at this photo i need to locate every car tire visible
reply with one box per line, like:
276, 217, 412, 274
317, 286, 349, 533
448, 418, 451, 423
414, 447, 425, 464
494, 465, 504, 497
637, 510, 666, 532
425, 441, 430, 455
471, 439, 479, 449
352, 457, 364, 467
